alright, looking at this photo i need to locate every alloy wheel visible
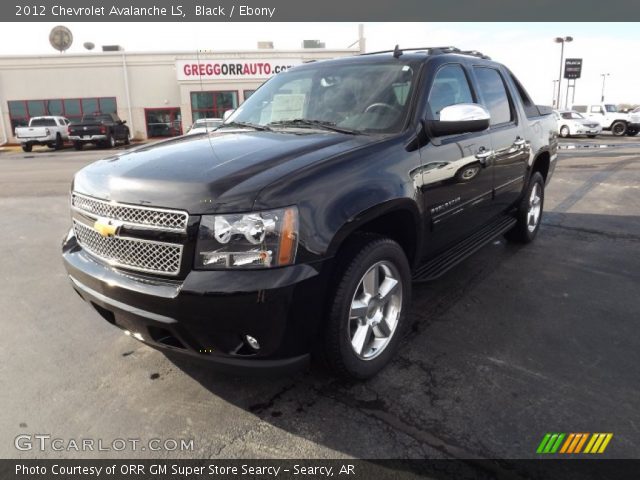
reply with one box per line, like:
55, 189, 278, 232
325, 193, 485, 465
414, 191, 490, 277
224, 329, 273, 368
527, 183, 542, 233
348, 260, 403, 360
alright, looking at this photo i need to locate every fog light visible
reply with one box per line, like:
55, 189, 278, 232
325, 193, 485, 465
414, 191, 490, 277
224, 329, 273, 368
245, 335, 260, 350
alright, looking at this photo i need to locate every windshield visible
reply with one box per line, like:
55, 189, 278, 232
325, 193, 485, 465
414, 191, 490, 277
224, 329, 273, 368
226, 60, 416, 134
605, 104, 617, 113
561, 112, 584, 119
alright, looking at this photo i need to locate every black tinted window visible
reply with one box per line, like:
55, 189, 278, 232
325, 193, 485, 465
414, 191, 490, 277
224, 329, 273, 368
30, 118, 56, 127
474, 67, 512, 125
428, 64, 473, 119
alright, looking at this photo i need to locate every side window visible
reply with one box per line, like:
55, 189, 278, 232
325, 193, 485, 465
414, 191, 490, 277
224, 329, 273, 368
573, 105, 587, 113
591, 106, 603, 114
427, 64, 473, 119
473, 67, 513, 126
509, 72, 538, 118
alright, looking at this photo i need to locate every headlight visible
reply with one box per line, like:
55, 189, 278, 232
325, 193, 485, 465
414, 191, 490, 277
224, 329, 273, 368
195, 206, 299, 269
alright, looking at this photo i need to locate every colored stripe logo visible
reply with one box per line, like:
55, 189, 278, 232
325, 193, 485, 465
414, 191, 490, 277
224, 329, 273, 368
537, 433, 613, 454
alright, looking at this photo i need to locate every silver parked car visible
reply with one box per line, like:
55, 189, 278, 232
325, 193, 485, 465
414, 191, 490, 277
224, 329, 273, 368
185, 118, 222, 135
554, 110, 602, 138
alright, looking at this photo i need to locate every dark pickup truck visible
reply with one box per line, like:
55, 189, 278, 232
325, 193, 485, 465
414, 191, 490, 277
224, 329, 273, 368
68, 113, 130, 150
62, 47, 557, 379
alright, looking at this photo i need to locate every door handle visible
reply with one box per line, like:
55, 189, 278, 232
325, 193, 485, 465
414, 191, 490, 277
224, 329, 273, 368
475, 147, 493, 166
513, 137, 526, 147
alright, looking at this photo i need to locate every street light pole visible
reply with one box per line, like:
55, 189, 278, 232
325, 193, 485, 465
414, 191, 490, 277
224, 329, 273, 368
600, 73, 610, 102
552, 80, 559, 107
554, 36, 573, 109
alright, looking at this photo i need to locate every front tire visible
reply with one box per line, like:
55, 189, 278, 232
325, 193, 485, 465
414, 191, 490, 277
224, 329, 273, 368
626, 128, 638, 137
106, 135, 116, 148
73, 142, 83, 151
587, 135, 597, 138
611, 121, 627, 136
21, 144, 32, 152
505, 171, 545, 244
323, 235, 411, 380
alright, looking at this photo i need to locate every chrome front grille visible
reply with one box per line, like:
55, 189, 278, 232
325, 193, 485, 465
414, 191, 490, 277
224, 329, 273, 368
71, 192, 189, 276
72, 192, 188, 232
73, 221, 183, 276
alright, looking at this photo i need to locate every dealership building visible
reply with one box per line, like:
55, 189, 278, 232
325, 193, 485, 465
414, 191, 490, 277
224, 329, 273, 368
0, 46, 357, 143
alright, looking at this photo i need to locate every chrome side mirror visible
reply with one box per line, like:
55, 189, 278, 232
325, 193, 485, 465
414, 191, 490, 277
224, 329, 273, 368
428, 103, 490, 137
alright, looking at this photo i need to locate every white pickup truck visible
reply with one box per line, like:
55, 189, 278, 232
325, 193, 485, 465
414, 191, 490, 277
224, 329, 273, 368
571, 103, 636, 136
14, 116, 71, 152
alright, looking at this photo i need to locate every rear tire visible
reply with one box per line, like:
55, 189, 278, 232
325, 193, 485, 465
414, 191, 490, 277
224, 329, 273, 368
626, 128, 638, 137
323, 234, 411, 380
587, 135, 597, 138
559, 126, 570, 138
21, 144, 32, 152
53, 134, 63, 150
505, 171, 545, 244
73, 142, 83, 151
106, 135, 116, 148
611, 121, 627, 136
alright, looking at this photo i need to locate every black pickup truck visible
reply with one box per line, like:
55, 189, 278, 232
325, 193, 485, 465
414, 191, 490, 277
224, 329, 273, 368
68, 113, 130, 150
62, 47, 557, 379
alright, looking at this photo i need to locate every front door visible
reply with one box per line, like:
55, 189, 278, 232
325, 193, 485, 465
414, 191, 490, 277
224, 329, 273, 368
418, 63, 498, 256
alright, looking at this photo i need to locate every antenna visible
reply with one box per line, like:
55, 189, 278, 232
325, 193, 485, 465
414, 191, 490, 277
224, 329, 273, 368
393, 45, 403, 58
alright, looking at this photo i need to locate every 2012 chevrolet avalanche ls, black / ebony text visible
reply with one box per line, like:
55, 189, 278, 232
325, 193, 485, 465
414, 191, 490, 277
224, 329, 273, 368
62, 47, 558, 379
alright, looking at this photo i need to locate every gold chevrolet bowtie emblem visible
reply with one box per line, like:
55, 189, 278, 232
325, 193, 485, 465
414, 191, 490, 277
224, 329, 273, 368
94, 218, 121, 237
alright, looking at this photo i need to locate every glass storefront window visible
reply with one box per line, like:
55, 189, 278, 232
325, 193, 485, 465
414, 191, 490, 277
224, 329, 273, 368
27, 100, 45, 117
8, 101, 27, 118
47, 99, 64, 115
8, 97, 118, 130
63, 99, 81, 117
190, 91, 238, 121
145, 108, 182, 138
82, 98, 99, 115
99, 97, 117, 113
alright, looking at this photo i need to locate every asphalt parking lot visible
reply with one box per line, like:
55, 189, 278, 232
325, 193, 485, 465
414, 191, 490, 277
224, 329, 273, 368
1, 134, 639, 461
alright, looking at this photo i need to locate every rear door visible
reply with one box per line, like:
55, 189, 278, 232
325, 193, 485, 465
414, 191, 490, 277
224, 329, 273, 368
418, 63, 498, 255
472, 66, 530, 213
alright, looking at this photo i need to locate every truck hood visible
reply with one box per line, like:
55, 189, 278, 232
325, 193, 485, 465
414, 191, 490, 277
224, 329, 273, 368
72, 130, 376, 213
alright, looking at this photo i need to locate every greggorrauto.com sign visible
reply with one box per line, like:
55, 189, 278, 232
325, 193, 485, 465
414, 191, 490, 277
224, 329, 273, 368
176, 59, 303, 80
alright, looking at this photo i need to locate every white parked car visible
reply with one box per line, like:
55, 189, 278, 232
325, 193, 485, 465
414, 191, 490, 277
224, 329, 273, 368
553, 110, 602, 138
14, 116, 71, 152
186, 118, 222, 135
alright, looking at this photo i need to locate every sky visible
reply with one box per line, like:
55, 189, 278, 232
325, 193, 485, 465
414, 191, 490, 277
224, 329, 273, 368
1, 22, 638, 105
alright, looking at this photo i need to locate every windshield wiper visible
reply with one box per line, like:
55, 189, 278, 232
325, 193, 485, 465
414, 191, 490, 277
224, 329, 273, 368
220, 121, 272, 131
268, 119, 360, 135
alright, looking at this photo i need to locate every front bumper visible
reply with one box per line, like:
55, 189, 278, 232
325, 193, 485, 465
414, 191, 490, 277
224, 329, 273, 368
574, 126, 602, 135
62, 232, 330, 372
69, 134, 107, 142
